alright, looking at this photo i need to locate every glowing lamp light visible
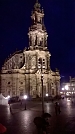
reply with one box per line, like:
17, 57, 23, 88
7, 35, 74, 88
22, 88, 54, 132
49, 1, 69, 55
60, 92, 63, 94
62, 88, 64, 90
24, 95, 27, 100
66, 92, 69, 96
46, 93, 48, 97
5, 95, 10, 99
65, 85, 68, 90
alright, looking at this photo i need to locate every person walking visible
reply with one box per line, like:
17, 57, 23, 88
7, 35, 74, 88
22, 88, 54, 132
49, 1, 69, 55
55, 102, 61, 115
34, 113, 51, 134
55, 102, 58, 115
58, 103, 61, 114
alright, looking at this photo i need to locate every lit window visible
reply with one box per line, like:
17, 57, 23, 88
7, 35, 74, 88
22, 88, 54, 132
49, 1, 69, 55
65, 85, 68, 90
20, 91, 23, 96
12, 91, 15, 95
43, 59, 45, 64
43, 66, 45, 69
38, 58, 41, 64
52, 89, 54, 95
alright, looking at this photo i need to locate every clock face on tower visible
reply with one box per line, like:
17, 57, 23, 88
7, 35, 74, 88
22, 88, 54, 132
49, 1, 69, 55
31, 55, 36, 69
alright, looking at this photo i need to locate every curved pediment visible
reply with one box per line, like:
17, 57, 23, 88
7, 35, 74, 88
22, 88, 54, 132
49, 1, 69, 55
2, 51, 25, 70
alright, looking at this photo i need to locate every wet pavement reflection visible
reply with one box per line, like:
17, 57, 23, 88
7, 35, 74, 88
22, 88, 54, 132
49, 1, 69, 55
0, 98, 75, 134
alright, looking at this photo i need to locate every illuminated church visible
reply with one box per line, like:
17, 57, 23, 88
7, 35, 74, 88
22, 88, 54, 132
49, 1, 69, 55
1, 0, 60, 98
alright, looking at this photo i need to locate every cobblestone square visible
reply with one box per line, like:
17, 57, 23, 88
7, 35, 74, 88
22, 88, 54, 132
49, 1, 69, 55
0, 99, 75, 134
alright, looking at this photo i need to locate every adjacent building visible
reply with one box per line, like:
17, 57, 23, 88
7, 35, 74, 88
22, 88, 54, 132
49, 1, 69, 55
1, 1, 60, 98
60, 77, 75, 97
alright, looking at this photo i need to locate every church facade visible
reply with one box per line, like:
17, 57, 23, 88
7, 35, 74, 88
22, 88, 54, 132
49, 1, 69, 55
1, 1, 60, 98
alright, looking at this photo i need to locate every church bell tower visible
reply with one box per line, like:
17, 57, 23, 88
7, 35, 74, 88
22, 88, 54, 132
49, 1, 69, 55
28, 0, 48, 50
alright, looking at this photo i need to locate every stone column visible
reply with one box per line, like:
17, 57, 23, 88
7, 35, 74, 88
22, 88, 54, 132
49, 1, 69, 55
30, 36, 31, 46
33, 35, 35, 46
29, 35, 30, 47
36, 74, 37, 97
37, 35, 39, 46
42, 37, 44, 47
36, 54, 38, 70
48, 78, 51, 96
47, 77, 49, 95
48, 56, 50, 70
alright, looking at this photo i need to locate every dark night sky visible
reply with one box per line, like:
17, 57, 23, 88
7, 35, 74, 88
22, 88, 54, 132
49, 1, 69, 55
0, 0, 75, 80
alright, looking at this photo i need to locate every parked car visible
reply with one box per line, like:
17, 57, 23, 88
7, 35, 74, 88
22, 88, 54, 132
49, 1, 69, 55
8, 96, 20, 104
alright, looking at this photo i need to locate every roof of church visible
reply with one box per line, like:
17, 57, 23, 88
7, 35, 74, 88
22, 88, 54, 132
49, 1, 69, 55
4, 50, 23, 63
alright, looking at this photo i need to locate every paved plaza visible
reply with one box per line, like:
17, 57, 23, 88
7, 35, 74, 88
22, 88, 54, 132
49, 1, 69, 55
0, 98, 75, 134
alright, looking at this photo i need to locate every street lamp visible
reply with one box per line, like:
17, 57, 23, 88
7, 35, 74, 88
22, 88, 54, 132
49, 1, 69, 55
39, 58, 44, 114
24, 64, 26, 95
46, 93, 48, 97
41, 74, 44, 114
6, 95, 12, 113
46, 93, 48, 103
24, 95, 27, 110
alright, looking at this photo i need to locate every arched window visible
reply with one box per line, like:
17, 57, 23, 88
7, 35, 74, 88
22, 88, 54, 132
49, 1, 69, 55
8, 82, 10, 85
20, 91, 23, 96
8, 91, 10, 95
12, 91, 15, 95
43, 59, 45, 64
38, 58, 42, 68
52, 89, 54, 95
42, 59, 45, 69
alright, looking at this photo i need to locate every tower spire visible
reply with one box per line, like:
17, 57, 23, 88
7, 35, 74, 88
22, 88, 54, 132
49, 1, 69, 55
28, 1, 48, 50
34, 0, 41, 11
36, 0, 38, 3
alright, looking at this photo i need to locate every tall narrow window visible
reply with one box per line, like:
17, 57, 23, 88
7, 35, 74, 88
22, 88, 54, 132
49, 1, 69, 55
52, 89, 54, 95
43, 59, 45, 69
38, 58, 42, 68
